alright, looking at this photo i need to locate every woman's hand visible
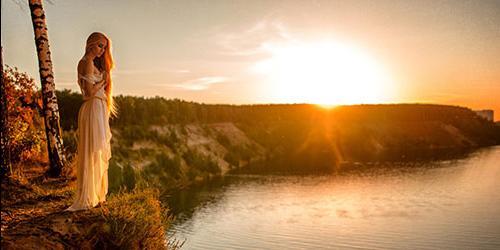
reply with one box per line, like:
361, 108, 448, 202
101, 72, 108, 88
96, 79, 107, 88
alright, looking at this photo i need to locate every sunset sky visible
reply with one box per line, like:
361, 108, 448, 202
2, 0, 500, 120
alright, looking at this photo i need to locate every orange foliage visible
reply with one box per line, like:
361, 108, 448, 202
3, 66, 45, 165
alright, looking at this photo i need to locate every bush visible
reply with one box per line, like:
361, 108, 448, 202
224, 151, 239, 167
216, 133, 231, 148
183, 149, 220, 174
122, 163, 137, 191
62, 130, 78, 161
141, 152, 183, 190
87, 188, 179, 249
154, 130, 180, 152
3, 66, 45, 165
108, 160, 123, 194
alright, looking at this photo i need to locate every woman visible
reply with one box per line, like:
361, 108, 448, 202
67, 32, 117, 211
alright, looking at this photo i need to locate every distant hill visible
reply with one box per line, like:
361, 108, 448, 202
56, 90, 500, 187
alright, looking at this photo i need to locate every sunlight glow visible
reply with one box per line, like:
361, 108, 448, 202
253, 41, 395, 105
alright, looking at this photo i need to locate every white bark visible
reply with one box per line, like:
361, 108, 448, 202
29, 0, 66, 176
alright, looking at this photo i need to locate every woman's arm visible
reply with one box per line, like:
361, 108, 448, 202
82, 78, 106, 96
78, 59, 106, 96
97, 71, 108, 87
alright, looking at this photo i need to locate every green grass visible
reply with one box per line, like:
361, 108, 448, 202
87, 188, 181, 249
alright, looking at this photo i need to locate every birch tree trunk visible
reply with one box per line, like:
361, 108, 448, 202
1, 45, 11, 177
28, 0, 66, 176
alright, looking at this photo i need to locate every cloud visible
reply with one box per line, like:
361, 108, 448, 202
114, 68, 190, 76
156, 76, 228, 91
213, 19, 294, 57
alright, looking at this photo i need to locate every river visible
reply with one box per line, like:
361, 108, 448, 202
166, 146, 500, 249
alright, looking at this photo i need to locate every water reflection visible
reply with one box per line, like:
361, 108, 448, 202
166, 146, 500, 250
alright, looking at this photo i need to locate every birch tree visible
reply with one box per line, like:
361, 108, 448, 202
28, 0, 66, 176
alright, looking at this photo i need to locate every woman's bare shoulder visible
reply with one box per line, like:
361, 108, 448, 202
78, 58, 93, 76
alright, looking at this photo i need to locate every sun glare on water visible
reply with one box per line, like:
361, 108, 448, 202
253, 41, 395, 106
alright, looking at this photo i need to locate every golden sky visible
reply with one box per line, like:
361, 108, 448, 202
2, 0, 500, 120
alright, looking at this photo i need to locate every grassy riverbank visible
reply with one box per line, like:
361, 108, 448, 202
1, 161, 178, 249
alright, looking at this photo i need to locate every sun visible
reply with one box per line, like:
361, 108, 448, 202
253, 41, 395, 105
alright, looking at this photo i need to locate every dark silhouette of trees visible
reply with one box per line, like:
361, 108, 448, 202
52, 87, 500, 176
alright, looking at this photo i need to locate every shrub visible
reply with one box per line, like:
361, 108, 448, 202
3, 66, 45, 165
122, 163, 137, 191
62, 130, 78, 161
216, 133, 231, 148
88, 188, 179, 249
183, 149, 220, 174
108, 160, 123, 194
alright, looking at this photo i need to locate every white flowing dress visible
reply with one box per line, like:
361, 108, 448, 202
67, 70, 112, 211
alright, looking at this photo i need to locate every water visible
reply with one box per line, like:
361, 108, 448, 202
166, 146, 500, 249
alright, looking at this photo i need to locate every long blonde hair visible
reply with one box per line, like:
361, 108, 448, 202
85, 32, 118, 117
